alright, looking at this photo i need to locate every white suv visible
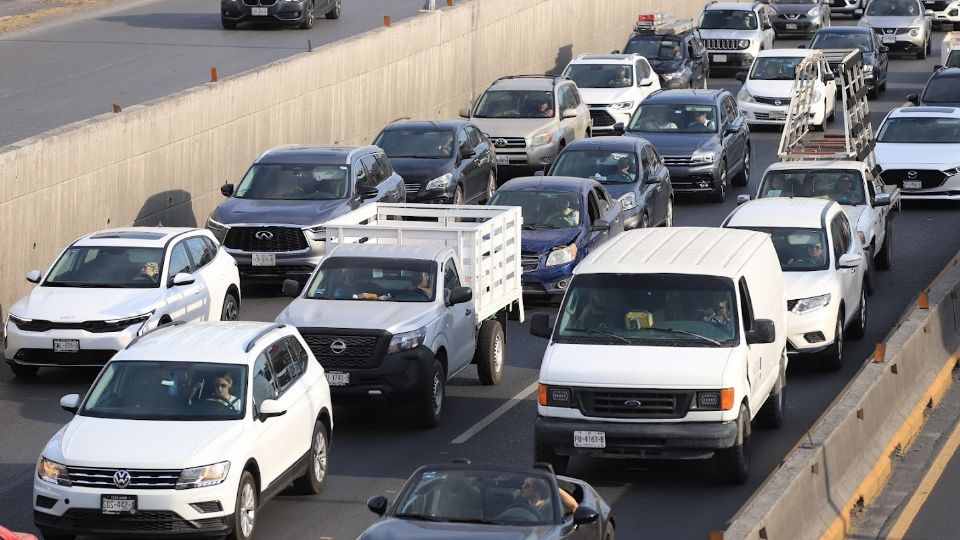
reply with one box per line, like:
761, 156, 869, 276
33, 321, 333, 540
561, 53, 661, 134
4, 228, 242, 378
736, 49, 837, 128
698, 1, 777, 76
723, 198, 868, 371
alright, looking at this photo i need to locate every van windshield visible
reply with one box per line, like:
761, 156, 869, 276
554, 273, 739, 347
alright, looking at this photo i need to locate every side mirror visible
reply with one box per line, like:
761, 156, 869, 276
735, 72, 748, 83
171, 272, 196, 287
879, 45, 889, 53
26, 270, 42, 284
458, 107, 471, 118
822, 73, 835, 83
220, 183, 235, 197
640, 79, 654, 87
460, 146, 476, 159
447, 286, 473, 306
838, 252, 863, 269
367, 495, 389, 517
724, 124, 739, 135
644, 173, 660, 185
691, 52, 703, 60
746, 319, 776, 345
590, 219, 610, 232
282, 279, 302, 298
60, 394, 80, 414
934, 64, 943, 71
529, 313, 553, 339
763, 22, 773, 30
737, 194, 751, 205
359, 185, 379, 200
924, 9, 934, 16
534, 170, 545, 177
906, 94, 920, 105
873, 193, 891, 207
257, 399, 287, 420
561, 108, 579, 119
612, 122, 626, 136
573, 506, 600, 526
798, 44, 807, 49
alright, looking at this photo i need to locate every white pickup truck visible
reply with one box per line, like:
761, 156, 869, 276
276, 203, 524, 427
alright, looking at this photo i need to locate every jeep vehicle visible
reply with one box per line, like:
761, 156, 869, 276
619, 14, 710, 89
697, 1, 776, 76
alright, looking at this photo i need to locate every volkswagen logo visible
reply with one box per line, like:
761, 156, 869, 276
623, 400, 643, 408
255, 231, 274, 241
907, 170, 918, 179
330, 339, 347, 355
493, 138, 508, 148
113, 470, 132, 489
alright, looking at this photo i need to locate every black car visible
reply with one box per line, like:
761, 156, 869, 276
808, 26, 889, 97
373, 120, 498, 205
220, 0, 341, 29
546, 136, 674, 229
766, 0, 832, 37
616, 89, 751, 202
908, 67, 960, 106
619, 16, 710, 89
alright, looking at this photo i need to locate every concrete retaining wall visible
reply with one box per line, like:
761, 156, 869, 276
0, 0, 705, 311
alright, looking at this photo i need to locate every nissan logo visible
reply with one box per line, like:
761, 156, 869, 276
255, 231, 274, 240
774, 100, 782, 106
624, 400, 643, 408
493, 138, 508, 148
330, 339, 347, 355
113, 470, 132, 489
884, 28, 894, 34
907, 170, 918, 179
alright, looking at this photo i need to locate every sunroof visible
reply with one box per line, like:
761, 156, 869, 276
89, 231, 167, 240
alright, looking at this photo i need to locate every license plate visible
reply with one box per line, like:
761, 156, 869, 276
882, 35, 896, 43
573, 431, 606, 448
713, 54, 727, 63
101, 494, 137, 515
903, 180, 923, 190
325, 371, 350, 386
786, 23, 798, 29
770, 111, 786, 120
251, 253, 275, 267
53, 339, 79, 353
251, 6, 268, 15
496, 155, 509, 165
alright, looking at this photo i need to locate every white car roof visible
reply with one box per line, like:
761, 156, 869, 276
569, 54, 646, 65
757, 48, 819, 58
573, 227, 772, 279
724, 198, 835, 230
765, 160, 868, 172
706, 2, 757, 10
886, 106, 960, 119
116, 321, 288, 363
326, 242, 449, 262
73, 227, 198, 248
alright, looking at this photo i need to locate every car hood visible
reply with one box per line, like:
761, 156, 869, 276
746, 79, 794, 98
697, 29, 759, 40
600, 182, 640, 200
470, 118, 555, 140
768, 3, 818, 15
11, 287, 163, 321
541, 344, 733, 388
783, 270, 837, 301
859, 15, 924, 27
361, 519, 551, 540
576, 87, 635, 106
876, 143, 960, 167
521, 227, 581, 255
648, 59, 683, 74
48, 417, 242, 468
389, 158, 453, 185
625, 132, 717, 157
276, 298, 439, 333
211, 197, 354, 228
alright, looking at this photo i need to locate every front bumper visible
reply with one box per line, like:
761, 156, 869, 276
405, 186, 458, 204
221, 0, 310, 25
881, 170, 960, 200
658, 72, 694, 89
664, 162, 721, 194
771, 17, 825, 36
225, 247, 324, 280
705, 51, 755, 75
588, 107, 633, 134
739, 99, 825, 126
932, 6, 960, 23
830, 0, 862, 14
786, 305, 838, 354
870, 29, 926, 52
324, 345, 435, 402
4, 323, 137, 369
521, 260, 577, 296
493, 142, 560, 171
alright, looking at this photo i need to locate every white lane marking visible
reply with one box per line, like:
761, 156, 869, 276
451, 381, 539, 444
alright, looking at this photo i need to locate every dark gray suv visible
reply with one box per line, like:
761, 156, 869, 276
220, 0, 341, 30
206, 145, 405, 282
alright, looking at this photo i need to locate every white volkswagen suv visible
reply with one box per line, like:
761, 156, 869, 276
4, 228, 241, 378
33, 321, 333, 540
723, 198, 868, 371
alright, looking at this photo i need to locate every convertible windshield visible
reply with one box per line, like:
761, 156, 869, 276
948, 50, 960, 69
810, 32, 874, 52
305, 257, 437, 302
876, 117, 960, 143
750, 57, 804, 81
550, 150, 640, 184
698, 9, 758, 30
393, 468, 558, 526
374, 129, 455, 159
730, 227, 830, 271
563, 64, 634, 89
488, 190, 583, 229
234, 164, 349, 201
473, 90, 555, 119
628, 104, 719, 133
555, 273, 739, 346
865, 0, 921, 17
919, 78, 960, 105
624, 36, 683, 60
80, 361, 247, 421
44, 246, 165, 288
758, 169, 866, 205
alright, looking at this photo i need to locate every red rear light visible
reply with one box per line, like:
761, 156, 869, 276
638, 14, 656, 22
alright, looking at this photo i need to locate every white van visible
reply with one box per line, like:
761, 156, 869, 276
529, 227, 788, 484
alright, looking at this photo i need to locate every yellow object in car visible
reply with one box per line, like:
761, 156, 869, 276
625, 310, 654, 330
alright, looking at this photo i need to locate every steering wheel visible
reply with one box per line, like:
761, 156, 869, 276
206, 396, 235, 410
544, 214, 569, 228
496, 504, 540, 522
131, 273, 155, 283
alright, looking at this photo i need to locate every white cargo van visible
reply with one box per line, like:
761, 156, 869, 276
529, 227, 788, 484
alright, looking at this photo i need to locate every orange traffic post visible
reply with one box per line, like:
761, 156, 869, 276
919, 289, 930, 309
112, 103, 122, 113
447, 0, 453, 5
872, 342, 886, 363
384, 15, 391, 27
210, 68, 218, 82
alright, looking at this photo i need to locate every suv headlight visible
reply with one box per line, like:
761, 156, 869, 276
425, 173, 453, 190
7, 313, 31, 329
618, 192, 638, 210
38, 458, 70, 486
790, 293, 831, 314
106, 312, 154, 333
611, 101, 635, 110
738, 86, 756, 104
530, 131, 554, 147
909, 28, 919, 37
545, 244, 578, 267
812, 89, 823, 102
806, 6, 820, 16
177, 462, 230, 489
737, 39, 750, 49
690, 150, 718, 164
388, 327, 427, 354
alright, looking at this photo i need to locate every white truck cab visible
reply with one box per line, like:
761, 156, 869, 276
529, 227, 788, 484
561, 53, 661, 135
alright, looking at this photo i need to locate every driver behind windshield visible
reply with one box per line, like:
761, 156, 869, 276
644, 109, 678, 130
499, 477, 578, 521
687, 110, 715, 131
607, 157, 636, 183
610, 66, 632, 87
136, 261, 159, 282
548, 198, 580, 227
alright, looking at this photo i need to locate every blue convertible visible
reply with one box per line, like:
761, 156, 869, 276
488, 176, 624, 297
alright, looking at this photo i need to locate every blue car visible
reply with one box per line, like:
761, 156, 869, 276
488, 176, 625, 296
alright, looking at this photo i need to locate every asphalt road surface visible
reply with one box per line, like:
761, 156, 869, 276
0, 0, 427, 147
1, 19, 958, 540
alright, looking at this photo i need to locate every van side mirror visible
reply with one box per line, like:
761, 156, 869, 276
257, 399, 287, 420
590, 219, 610, 232
60, 394, 80, 414
458, 107, 471, 118
529, 313, 553, 339
367, 496, 389, 517
220, 183, 235, 197
735, 72, 748, 83
26, 270, 42, 284
873, 193, 891, 207
612, 122, 626, 135
838, 253, 863, 268
282, 279, 302, 298
746, 319, 776, 345
906, 94, 920, 105
447, 286, 473, 306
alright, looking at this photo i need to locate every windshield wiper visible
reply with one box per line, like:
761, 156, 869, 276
563, 327, 631, 344
445, 518, 508, 525
637, 326, 721, 346
395, 513, 442, 522
522, 224, 552, 230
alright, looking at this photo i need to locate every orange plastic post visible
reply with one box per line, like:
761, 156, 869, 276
211, 68, 218, 82
872, 343, 886, 363
384, 15, 391, 26
919, 289, 930, 309
112, 104, 122, 113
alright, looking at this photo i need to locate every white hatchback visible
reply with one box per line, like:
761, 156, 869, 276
33, 321, 333, 540
4, 228, 241, 377
736, 49, 837, 128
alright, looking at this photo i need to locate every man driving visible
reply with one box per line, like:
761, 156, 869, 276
687, 110, 715, 131
607, 157, 637, 183
644, 108, 678, 130
833, 174, 859, 204
609, 66, 632, 87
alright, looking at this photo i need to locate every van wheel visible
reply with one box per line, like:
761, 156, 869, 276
221, 293, 240, 321
715, 404, 751, 484
732, 144, 750, 187
10, 364, 39, 378
709, 160, 727, 202
757, 355, 786, 429
876, 225, 893, 270
227, 471, 258, 540
847, 288, 867, 340
293, 421, 329, 495
821, 312, 844, 372
534, 435, 569, 475
417, 359, 445, 428
476, 320, 504, 385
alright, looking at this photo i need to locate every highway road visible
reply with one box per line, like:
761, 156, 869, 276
1, 18, 958, 540
0, 0, 426, 147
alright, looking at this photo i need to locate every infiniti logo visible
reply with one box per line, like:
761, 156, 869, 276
113, 470, 131, 489
624, 400, 643, 408
330, 339, 347, 355
907, 170, 918, 179
493, 138, 508, 148
255, 231, 274, 241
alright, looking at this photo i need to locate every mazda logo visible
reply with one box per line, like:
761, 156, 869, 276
254, 231, 274, 240
907, 170, 918, 179
113, 470, 131, 489
623, 400, 643, 408
493, 138, 508, 148
330, 339, 347, 355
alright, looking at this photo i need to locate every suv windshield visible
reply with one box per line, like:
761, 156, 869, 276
555, 273, 739, 346
488, 190, 582, 229
877, 117, 960, 143
750, 56, 804, 80
625, 36, 684, 60
550, 150, 639, 184
810, 32, 874, 52
80, 361, 247, 420
564, 64, 633, 88
305, 257, 437, 302
628, 103, 719, 133
235, 164, 349, 201
698, 9, 758, 30
731, 227, 830, 271
920, 78, 960, 104
865, 0, 920, 16
373, 129, 455, 159
758, 169, 866, 205
44, 246, 164, 288
473, 90, 555, 119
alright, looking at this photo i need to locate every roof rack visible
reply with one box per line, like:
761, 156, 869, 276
633, 13, 697, 35
125, 320, 186, 349
495, 74, 570, 88
244, 323, 287, 353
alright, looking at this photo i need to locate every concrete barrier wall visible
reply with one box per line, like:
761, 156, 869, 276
723, 253, 960, 540
0, 0, 706, 311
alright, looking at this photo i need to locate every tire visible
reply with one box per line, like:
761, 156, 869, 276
847, 287, 867, 340
927, 37, 932, 55
221, 19, 237, 29
663, 198, 674, 227
917, 43, 927, 60
476, 320, 505, 386
757, 353, 786, 429
709, 160, 727, 203
227, 471, 258, 540
604, 520, 616, 540
715, 404, 751, 484
876, 225, 893, 270
484, 171, 497, 202
417, 359, 445, 428
534, 434, 569, 475
820, 312, 844, 372
325, 0, 342, 19
221, 293, 239, 321
452, 185, 464, 205
827, 102, 835, 121
868, 86, 879, 99
38, 531, 75, 540
299, 1, 315, 29
639, 212, 650, 229
732, 144, 750, 187
863, 247, 876, 295
10, 363, 39, 377
293, 422, 330, 495
880, 73, 887, 91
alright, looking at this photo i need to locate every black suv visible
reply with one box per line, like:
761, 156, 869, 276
372, 120, 498, 205
618, 16, 710, 89
616, 89, 751, 202
909, 68, 960, 106
808, 26, 889, 98
220, 0, 341, 29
